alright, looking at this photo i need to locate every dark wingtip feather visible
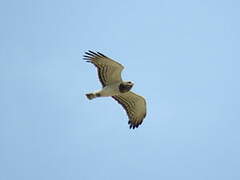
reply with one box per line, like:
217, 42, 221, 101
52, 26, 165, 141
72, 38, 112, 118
88, 50, 95, 53
97, 51, 107, 57
84, 50, 106, 59
129, 123, 138, 129
129, 122, 142, 129
88, 50, 100, 56
83, 55, 89, 57
83, 51, 98, 61
83, 56, 91, 61
85, 52, 94, 57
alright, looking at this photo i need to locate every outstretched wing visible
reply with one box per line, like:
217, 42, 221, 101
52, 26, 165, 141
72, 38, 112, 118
112, 91, 147, 129
83, 50, 124, 87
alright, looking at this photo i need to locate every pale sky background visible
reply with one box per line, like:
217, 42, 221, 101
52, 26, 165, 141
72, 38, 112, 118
0, 0, 240, 180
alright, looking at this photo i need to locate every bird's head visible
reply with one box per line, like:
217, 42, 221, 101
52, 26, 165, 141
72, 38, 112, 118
119, 81, 134, 93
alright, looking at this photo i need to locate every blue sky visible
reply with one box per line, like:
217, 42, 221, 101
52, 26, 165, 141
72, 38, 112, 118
0, 0, 240, 179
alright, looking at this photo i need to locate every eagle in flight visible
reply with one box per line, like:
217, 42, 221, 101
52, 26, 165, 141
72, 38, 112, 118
83, 51, 147, 129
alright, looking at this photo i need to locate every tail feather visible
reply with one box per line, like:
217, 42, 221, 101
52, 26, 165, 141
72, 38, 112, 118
86, 93, 96, 100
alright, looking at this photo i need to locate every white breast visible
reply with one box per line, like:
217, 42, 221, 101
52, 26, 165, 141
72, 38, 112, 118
99, 82, 121, 97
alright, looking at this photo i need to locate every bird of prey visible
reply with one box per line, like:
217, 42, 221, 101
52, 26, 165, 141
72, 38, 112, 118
83, 50, 147, 129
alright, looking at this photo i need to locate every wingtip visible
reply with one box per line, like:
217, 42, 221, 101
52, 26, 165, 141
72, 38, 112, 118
84, 50, 106, 58
97, 51, 107, 57
129, 124, 137, 129
128, 121, 143, 129
88, 50, 94, 53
